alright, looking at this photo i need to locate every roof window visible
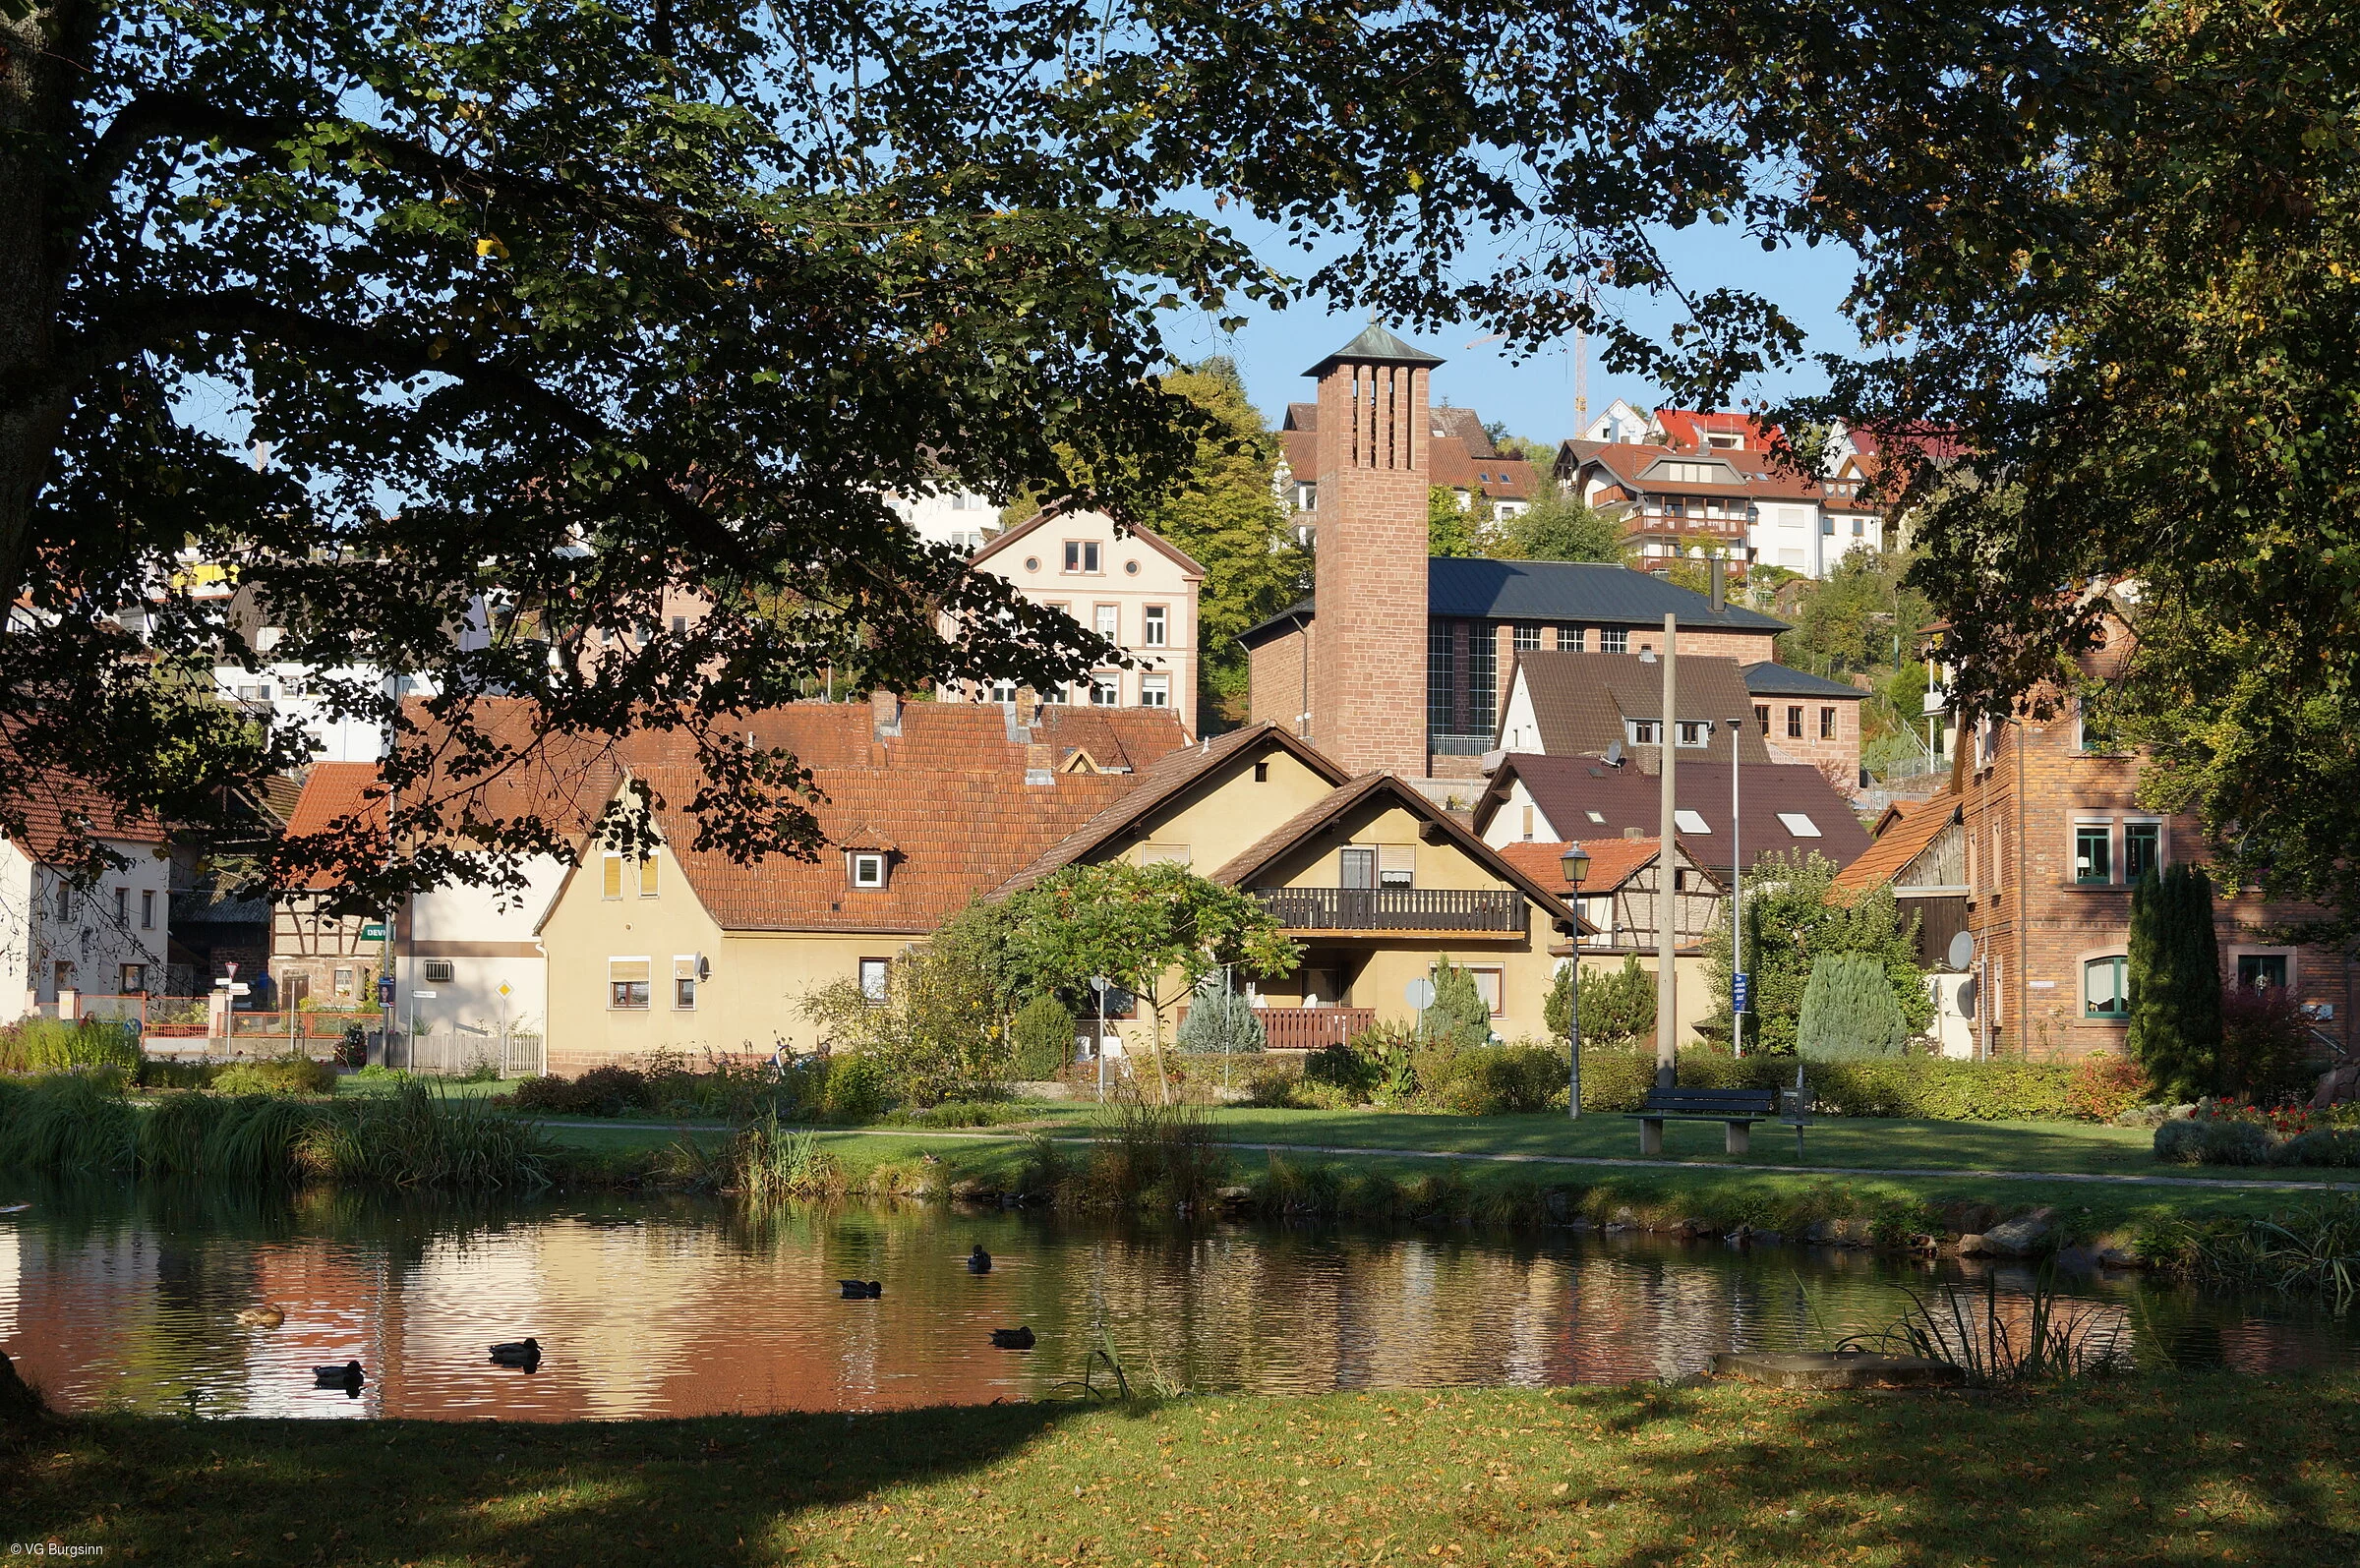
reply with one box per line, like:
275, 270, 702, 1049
1777, 812, 1823, 839
1673, 809, 1712, 835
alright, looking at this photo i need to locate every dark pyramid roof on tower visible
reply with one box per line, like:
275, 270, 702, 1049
1303, 323, 1446, 378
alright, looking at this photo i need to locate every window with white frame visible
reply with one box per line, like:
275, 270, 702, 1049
1556, 626, 1584, 652
1093, 604, 1119, 641
1062, 540, 1101, 573
850, 852, 887, 889
1625, 719, 1662, 745
1512, 624, 1542, 651
1379, 844, 1416, 888
1139, 673, 1170, 708
674, 955, 700, 1010
609, 958, 651, 1010
140, 889, 154, 929
1143, 605, 1168, 647
2083, 955, 2128, 1018
1600, 628, 1627, 654
1676, 721, 1708, 748
333, 966, 354, 996
1090, 672, 1119, 705
858, 958, 890, 1003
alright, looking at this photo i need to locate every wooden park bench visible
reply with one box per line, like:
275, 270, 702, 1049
1626, 1086, 1780, 1155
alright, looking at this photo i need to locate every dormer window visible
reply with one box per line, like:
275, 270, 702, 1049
850, 851, 888, 890
1625, 719, 1662, 745
1676, 721, 1709, 748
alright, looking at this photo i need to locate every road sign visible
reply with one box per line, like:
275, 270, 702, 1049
411, 990, 438, 1000
497, 982, 512, 998
1403, 978, 1436, 1010
1733, 971, 1752, 1014
1947, 930, 1976, 971
360, 921, 387, 942
223, 982, 250, 997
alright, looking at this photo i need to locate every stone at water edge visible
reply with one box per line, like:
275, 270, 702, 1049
1711, 1351, 1967, 1391
1976, 1207, 2056, 1258
0, 1348, 44, 1424
1939, 1199, 2002, 1237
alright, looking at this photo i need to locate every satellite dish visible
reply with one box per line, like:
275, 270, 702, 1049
1946, 930, 1975, 971
1603, 739, 1625, 768
1404, 978, 1437, 1010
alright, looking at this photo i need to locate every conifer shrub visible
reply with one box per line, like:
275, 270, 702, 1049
1009, 994, 1078, 1080
1796, 952, 1911, 1059
1174, 976, 1267, 1057
2128, 864, 2223, 1101
1544, 956, 1657, 1046
1423, 957, 1494, 1050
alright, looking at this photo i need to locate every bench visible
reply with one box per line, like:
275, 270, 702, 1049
1626, 1087, 1779, 1154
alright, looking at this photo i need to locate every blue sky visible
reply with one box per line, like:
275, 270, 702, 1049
1161, 216, 1866, 444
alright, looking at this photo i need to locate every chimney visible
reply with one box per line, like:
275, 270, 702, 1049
1025, 741, 1054, 785
870, 688, 902, 739
1709, 556, 1726, 613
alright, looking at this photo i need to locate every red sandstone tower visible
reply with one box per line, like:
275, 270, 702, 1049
1308, 325, 1443, 777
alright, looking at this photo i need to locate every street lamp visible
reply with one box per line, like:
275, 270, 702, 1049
1561, 845, 1591, 1121
1725, 715, 1748, 1055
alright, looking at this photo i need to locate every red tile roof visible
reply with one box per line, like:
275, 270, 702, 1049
0, 765, 164, 860
1832, 790, 1959, 898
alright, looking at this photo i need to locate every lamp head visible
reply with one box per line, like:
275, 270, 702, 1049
1561, 847, 1592, 888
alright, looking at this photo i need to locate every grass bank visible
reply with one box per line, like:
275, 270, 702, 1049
3, 1372, 2354, 1566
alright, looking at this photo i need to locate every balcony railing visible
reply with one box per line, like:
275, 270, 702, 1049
1429, 731, 1494, 757
1255, 887, 1524, 933
1176, 1004, 1373, 1052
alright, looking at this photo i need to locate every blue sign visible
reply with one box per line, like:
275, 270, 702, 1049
376, 976, 395, 1008
1733, 971, 1752, 1014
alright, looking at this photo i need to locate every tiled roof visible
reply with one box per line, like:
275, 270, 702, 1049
1208, 773, 1582, 931
1740, 662, 1871, 699
1475, 752, 1869, 872
1832, 790, 1959, 896
994, 722, 1350, 896
1431, 439, 1535, 501
285, 762, 388, 840
622, 702, 1190, 933
1501, 836, 1727, 897
1654, 410, 1781, 452
0, 764, 165, 860
1508, 650, 1771, 765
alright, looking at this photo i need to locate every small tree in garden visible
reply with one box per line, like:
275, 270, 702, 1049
1544, 958, 1658, 1048
2216, 981, 2315, 1101
1009, 995, 1079, 1082
1423, 958, 1494, 1051
1001, 862, 1299, 1104
1796, 952, 1911, 1060
2128, 865, 2223, 1101
1703, 849, 1930, 1054
1176, 971, 1268, 1058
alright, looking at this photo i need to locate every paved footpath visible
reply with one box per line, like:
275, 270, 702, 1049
535, 1120, 2360, 1193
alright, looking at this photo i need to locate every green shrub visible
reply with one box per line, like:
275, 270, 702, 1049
1009, 994, 1077, 1080
2128, 864, 2223, 1101
137, 1058, 222, 1090
1438, 1043, 1565, 1115
818, 1050, 893, 1121
1797, 952, 1911, 1060
1545, 956, 1657, 1047
1424, 958, 1493, 1050
0, 1017, 141, 1075
1305, 1039, 1380, 1099
1175, 977, 1267, 1057
2275, 1129, 2360, 1168
1704, 848, 1932, 1054
2154, 1117, 2274, 1166
211, 1056, 337, 1096
2066, 1053, 2152, 1122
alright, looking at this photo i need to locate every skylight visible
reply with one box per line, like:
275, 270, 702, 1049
1674, 809, 1712, 834
1585, 810, 1606, 825
1778, 812, 1823, 839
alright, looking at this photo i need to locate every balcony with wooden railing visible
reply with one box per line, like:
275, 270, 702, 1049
1176, 1004, 1374, 1052
1253, 887, 1524, 937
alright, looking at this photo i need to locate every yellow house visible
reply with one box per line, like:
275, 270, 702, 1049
995, 725, 1587, 1049
534, 698, 1188, 1073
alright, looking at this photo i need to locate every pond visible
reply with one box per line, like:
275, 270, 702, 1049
2, 1179, 2352, 1420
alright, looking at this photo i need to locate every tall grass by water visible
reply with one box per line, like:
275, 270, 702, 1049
1062, 1098, 1231, 1212
0, 1074, 551, 1190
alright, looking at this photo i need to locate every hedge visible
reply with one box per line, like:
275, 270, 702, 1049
1572, 1049, 2088, 1122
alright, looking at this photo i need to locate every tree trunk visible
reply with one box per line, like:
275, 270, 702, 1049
0, 3, 85, 613
1149, 990, 1171, 1107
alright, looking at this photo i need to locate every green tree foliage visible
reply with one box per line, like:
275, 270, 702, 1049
1000, 861, 1298, 1103
1008, 994, 1078, 1082
1704, 850, 1931, 1055
1490, 485, 1624, 564
1796, 952, 1912, 1060
1174, 970, 1268, 1056
1775, 552, 1935, 773
1423, 957, 1494, 1049
2128, 865, 2224, 1102
1544, 957, 1658, 1046
0, 0, 1278, 900
1429, 488, 1484, 558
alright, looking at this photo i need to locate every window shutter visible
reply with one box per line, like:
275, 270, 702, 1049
639, 856, 660, 897
602, 855, 622, 898
610, 958, 651, 985
1379, 845, 1417, 884
1138, 842, 1192, 867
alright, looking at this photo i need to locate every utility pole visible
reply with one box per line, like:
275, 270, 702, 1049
1655, 612, 1678, 1088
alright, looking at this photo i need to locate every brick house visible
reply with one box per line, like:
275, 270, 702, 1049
1741, 662, 1867, 788
1838, 628, 2360, 1062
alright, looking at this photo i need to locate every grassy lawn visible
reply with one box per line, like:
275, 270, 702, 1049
5, 1372, 2354, 1566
